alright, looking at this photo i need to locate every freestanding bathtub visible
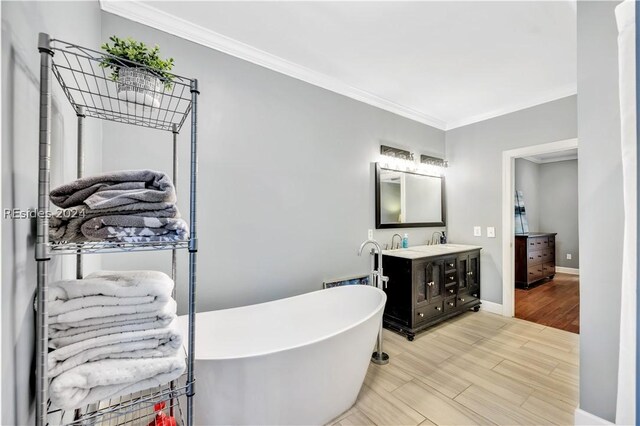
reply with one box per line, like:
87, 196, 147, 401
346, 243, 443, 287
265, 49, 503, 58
178, 284, 386, 425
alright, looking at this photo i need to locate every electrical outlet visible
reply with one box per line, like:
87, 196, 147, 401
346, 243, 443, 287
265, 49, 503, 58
566, 253, 572, 260
368, 229, 373, 240
473, 226, 482, 237
487, 227, 496, 238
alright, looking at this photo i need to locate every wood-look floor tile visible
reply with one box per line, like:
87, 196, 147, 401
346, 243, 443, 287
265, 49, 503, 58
364, 361, 413, 393
354, 384, 425, 426
451, 321, 530, 349
522, 340, 578, 366
428, 335, 504, 370
441, 357, 535, 406
454, 385, 552, 425
432, 323, 485, 346
393, 351, 471, 399
474, 338, 559, 375
492, 360, 578, 404
333, 408, 376, 426
521, 390, 576, 425
392, 380, 494, 425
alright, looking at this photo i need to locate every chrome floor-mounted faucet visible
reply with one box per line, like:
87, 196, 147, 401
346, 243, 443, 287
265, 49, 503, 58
358, 239, 390, 365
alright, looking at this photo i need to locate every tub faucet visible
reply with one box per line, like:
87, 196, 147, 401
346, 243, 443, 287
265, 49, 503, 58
358, 239, 390, 366
391, 233, 402, 250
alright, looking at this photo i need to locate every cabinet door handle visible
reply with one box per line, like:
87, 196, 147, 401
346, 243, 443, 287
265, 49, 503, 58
473, 293, 478, 297
435, 306, 442, 311
449, 276, 455, 281
448, 263, 454, 268
449, 289, 455, 294
459, 298, 465, 302
467, 271, 473, 276
418, 312, 424, 318
448, 302, 455, 306
427, 281, 435, 287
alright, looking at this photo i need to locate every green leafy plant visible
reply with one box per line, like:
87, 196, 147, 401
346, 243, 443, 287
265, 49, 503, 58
99, 35, 175, 90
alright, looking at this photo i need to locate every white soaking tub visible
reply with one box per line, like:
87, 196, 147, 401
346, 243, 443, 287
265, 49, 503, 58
178, 284, 386, 425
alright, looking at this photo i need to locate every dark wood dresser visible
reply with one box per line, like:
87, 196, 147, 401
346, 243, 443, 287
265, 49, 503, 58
381, 245, 481, 341
515, 232, 557, 288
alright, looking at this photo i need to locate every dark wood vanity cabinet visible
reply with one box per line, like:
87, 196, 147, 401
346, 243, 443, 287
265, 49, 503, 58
515, 233, 557, 288
382, 248, 481, 341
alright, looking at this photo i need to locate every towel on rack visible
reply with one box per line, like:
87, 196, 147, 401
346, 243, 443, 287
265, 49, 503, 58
49, 298, 177, 331
49, 204, 179, 242
80, 215, 189, 243
49, 169, 176, 209
48, 321, 182, 377
48, 270, 174, 324
48, 314, 176, 349
49, 355, 186, 410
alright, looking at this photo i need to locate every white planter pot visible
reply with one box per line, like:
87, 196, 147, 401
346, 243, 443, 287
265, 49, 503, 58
116, 68, 162, 108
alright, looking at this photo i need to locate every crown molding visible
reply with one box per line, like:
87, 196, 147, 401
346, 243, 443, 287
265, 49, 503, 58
523, 153, 578, 164
445, 86, 577, 130
99, 0, 448, 130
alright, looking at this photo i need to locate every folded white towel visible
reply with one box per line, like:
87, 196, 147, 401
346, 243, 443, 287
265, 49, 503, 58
49, 298, 177, 331
49, 315, 176, 349
49, 355, 186, 410
49, 271, 173, 323
48, 321, 182, 377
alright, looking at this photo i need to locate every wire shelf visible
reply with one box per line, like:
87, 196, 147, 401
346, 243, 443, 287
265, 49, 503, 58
47, 372, 188, 426
49, 240, 189, 255
49, 39, 194, 132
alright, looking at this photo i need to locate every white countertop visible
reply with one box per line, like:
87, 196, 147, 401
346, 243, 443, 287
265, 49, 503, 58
382, 243, 482, 259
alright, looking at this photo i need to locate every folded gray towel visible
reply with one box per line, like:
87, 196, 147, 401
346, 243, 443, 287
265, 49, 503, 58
50, 169, 176, 209
50, 204, 179, 242
80, 216, 189, 243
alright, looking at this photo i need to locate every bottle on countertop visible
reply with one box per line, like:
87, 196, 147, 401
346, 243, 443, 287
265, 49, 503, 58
440, 231, 447, 244
402, 233, 409, 248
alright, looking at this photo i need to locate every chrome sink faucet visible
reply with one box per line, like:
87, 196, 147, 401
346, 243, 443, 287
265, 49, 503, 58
358, 238, 390, 365
431, 231, 442, 245
391, 233, 402, 250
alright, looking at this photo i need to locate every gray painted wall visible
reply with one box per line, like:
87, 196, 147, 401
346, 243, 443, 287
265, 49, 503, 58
577, 1, 623, 421
99, 12, 446, 313
445, 96, 577, 304
515, 158, 540, 232
539, 160, 579, 269
1, 2, 102, 424
515, 158, 579, 269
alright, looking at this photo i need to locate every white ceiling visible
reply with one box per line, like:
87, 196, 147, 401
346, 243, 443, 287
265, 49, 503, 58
102, 1, 577, 130
524, 148, 578, 164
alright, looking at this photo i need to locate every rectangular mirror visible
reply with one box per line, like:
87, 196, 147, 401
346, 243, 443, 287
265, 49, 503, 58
375, 163, 446, 228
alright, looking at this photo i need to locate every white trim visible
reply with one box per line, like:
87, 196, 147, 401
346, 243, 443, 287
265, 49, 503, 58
479, 300, 503, 315
556, 266, 580, 275
446, 86, 577, 130
523, 154, 579, 164
501, 138, 579, 318
574, 408, 613, 425
99, 0, 576, 132
99, 0, 448, 130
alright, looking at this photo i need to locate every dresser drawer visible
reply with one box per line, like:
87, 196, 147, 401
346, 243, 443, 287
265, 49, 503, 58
445, 285, 457, 297
542, 262, 555, 276
541, 249, 554, 263
527, 250, 544, 265
444, 258, 457, 271
527, 265, 544, 281
444, 296, 457, 313
445, 271, 457, 285
528, 237, 548, 249
415, 302, 443, 324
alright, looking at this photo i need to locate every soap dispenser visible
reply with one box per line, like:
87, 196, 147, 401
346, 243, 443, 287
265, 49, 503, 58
402, 233, 409, 248
440, 231, 447, 244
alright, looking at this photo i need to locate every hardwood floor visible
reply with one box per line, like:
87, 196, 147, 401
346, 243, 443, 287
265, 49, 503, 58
330, 311, 578, 426
515, 273, 580, 334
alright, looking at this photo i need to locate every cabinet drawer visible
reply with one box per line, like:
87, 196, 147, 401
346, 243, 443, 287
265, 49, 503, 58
445, 285, 457, 297
527, 250, 544, 265
542, 261, 555, 276
457, 292, 477, 305
415, 302, 443, 324
528, 237, 548, 249
444, 297, 457, 313
444, 258, 457, 271
445, 272, 457, 285
547, 235, 555, 248
527, 265, 544, 281
541, 249, 554, 263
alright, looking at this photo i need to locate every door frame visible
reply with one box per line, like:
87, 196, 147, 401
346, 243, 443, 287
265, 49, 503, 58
501, 138, 578, 317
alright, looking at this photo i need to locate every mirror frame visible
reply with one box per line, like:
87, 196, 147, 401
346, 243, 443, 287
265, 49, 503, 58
375, 163, 446, 229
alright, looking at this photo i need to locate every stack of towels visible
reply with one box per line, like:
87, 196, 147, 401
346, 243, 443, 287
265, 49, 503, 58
49, 169, 188, 243
47, 270, 185, 410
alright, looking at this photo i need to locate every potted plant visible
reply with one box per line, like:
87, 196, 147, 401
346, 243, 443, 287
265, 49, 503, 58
100, 36, 175, 108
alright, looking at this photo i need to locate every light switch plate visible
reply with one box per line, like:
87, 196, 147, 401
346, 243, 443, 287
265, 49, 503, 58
567, 253, 572, 260
473, 226, 482, 237
368, 229, 373, 240
487, 227, 496, 238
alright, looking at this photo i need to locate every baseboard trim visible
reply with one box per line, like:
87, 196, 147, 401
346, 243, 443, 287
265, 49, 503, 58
556, 267, 580, 275
480, 300, 503, 315
574, 408, 613, 425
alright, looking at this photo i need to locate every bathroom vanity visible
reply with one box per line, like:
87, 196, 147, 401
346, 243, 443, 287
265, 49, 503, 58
381, 244, 481, 340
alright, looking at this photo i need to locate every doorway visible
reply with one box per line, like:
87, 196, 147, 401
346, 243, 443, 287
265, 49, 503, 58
501, 138, 579, 329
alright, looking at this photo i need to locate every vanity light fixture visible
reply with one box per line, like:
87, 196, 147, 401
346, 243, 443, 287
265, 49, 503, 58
379, 145, 418, 172
420, 155, 448, 168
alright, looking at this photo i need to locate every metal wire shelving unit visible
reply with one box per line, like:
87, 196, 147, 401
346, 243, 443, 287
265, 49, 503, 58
36, 33, 199, 426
